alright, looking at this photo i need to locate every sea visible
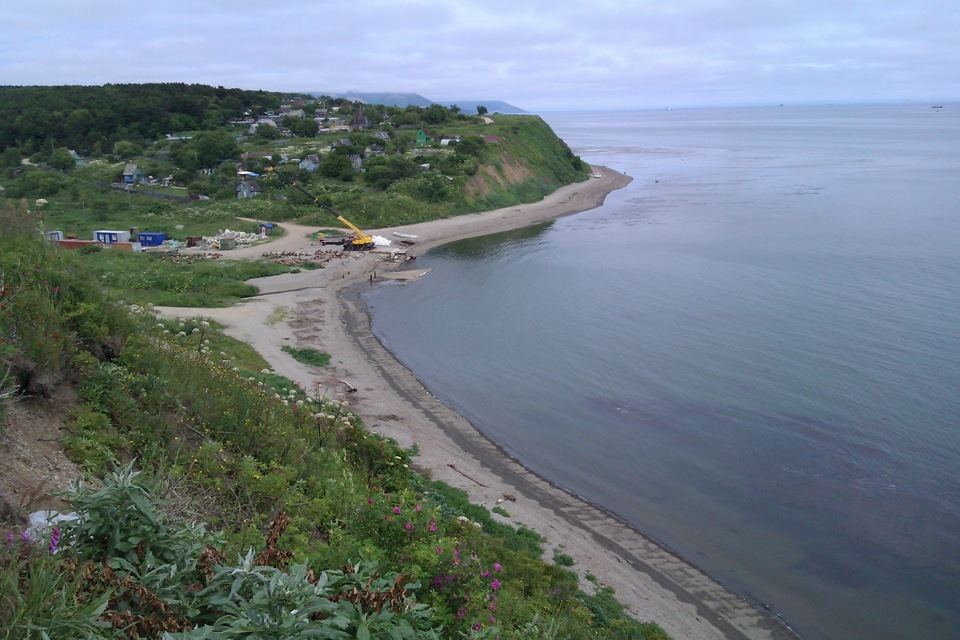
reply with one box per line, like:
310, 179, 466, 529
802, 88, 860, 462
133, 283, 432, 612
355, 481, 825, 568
362, 104, 960, 640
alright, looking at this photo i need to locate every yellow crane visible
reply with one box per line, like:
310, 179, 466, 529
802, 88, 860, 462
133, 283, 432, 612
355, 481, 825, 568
267, 167, 374, 251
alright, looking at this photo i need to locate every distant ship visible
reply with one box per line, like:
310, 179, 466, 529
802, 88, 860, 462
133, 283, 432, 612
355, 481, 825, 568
932, 105, 943, 109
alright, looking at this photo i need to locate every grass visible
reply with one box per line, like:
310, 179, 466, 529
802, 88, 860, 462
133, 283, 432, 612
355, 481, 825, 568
281, 345, 331, 368
76, 251, 298, 307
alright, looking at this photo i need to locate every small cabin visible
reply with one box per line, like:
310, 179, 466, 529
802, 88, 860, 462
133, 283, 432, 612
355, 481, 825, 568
94, 230, 131, 244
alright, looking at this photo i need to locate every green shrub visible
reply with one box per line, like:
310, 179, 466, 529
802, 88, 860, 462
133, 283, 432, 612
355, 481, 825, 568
280, 345, 331, 368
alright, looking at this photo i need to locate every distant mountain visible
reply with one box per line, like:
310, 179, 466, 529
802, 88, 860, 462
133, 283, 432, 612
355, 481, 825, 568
442, 100, 528, 114
309, 91, 526, 114
311, 91, 433, 108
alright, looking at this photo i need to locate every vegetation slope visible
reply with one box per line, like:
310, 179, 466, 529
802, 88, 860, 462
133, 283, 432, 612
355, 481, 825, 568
0, 87, 669, 638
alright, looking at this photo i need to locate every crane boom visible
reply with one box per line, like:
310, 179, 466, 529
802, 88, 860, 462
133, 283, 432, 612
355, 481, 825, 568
268, 168, 374, 251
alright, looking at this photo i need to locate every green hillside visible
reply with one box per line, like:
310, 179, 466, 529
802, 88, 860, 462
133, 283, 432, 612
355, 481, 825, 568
0, 84, 588, 238
0, 83, 663, 640
0, 201, 670, 637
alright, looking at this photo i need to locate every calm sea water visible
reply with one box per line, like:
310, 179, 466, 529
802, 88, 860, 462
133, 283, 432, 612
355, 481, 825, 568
363, 105, 960, 640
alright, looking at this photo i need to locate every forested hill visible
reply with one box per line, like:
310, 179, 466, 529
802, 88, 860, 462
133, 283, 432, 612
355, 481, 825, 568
0, 83, 588, 229
0, 84, 293, 155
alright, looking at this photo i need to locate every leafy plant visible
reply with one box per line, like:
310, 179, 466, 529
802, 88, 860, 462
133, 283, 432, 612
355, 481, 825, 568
167, 556, 440, 640
281, 344, 331, 368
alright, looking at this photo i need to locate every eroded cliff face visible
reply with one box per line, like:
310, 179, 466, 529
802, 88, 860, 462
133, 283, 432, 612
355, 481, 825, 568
0, 386, 84, 525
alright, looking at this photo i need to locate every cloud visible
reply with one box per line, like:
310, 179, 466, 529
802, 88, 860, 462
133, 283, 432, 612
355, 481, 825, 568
1, 0, 957, 110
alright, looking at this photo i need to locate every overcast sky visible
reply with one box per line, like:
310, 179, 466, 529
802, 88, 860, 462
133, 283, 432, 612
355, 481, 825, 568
2, 0, 957, 111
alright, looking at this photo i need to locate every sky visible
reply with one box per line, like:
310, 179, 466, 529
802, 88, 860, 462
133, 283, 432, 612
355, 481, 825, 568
2, 0, 957, 112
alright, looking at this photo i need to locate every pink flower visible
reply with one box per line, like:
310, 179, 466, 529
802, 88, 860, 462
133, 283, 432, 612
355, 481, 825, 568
48, 527, 61, 554
405, 522, 414, 531
367, 498, 374, 504
473, 623, 482, 631
493, 562, 503, 572
491, 578, 502, 591
415, 504, 423, 512
436, 546, 442, 554
393, 506, 401, 514
428, 519, 437, 532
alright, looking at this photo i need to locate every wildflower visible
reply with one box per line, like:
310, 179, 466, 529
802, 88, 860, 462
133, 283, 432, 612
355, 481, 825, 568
4, 532, 14, 546
393, 506, 401, 515
473, 623, 482, 631
405, 522, 414, 531
20, 530, 30, 543
367, 498, 374, 504
415, 504, 423, 512
429, 519, 437, 532
436, 547, 442, 555
491, 578, 502, 591
49, 527, 61, 554
493, 562, 503, 572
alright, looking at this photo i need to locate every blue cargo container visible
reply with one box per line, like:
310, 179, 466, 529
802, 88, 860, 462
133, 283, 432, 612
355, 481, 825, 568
137, 232, 168, 246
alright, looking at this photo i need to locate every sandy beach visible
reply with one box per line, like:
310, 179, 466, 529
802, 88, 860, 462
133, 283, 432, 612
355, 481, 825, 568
159, 168, 798, 640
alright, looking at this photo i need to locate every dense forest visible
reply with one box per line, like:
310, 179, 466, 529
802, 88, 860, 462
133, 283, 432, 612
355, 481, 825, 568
0, 84, 296, 155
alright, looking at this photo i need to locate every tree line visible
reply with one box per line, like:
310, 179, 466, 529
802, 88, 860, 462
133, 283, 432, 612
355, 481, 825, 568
0, 83, 294, 156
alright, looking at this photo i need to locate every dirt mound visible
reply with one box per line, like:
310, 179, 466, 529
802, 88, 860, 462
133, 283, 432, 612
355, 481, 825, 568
0, 386, 83, 524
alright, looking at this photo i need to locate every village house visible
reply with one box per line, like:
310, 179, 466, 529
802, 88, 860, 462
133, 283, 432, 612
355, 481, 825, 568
299, 154, 321, 172
415, 129, 432, 147
122, 163, 147, 185
235, 179, 263, 198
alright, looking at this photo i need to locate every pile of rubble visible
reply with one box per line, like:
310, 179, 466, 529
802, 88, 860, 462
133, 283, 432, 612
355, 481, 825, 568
201, 228, 267, 249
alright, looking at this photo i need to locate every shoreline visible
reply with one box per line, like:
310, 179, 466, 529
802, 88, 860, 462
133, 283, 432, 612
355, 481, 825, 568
159, 168, 798, 640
